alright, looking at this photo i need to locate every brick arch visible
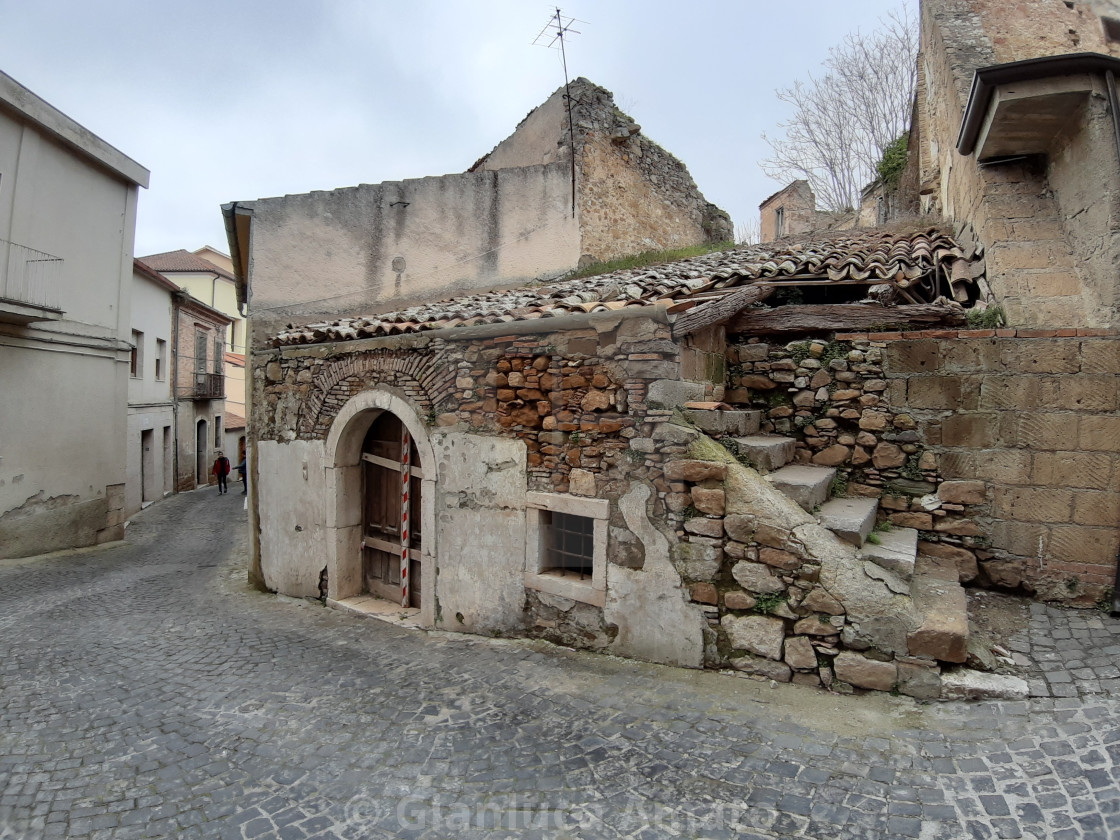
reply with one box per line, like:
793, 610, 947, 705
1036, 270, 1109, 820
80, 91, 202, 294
300, 349, 457, 437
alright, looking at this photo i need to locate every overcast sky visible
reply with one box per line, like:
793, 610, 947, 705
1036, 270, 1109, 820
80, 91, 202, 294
2, 0, 909, 258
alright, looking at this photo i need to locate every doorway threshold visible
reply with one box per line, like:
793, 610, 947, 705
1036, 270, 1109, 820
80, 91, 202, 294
327, 595, 423, 630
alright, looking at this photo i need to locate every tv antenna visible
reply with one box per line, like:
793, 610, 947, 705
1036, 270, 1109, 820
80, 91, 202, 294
533, 8, 587, 217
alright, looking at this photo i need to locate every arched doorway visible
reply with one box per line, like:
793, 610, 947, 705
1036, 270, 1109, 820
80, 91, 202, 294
324, 388, 437, 625
195, 419, 208, 486
360, 412, 422, 608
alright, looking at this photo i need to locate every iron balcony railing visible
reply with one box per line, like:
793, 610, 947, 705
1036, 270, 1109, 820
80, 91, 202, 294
0, 239, 63, 311
193, 372, 225, 400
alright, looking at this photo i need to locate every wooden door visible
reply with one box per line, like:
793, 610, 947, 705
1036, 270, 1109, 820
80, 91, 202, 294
360, 413, 423, 608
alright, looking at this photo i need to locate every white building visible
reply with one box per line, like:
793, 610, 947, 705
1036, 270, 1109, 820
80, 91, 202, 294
0, 70, 149, 558
125, 260, 177, 518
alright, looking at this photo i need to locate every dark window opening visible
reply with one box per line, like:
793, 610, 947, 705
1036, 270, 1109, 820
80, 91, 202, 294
1103, 17, 1120, 42
541, 510, 594, 580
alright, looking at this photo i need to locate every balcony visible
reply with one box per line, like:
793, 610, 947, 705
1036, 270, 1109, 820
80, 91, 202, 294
0, 239, 64, 324
193, 372, 225, 400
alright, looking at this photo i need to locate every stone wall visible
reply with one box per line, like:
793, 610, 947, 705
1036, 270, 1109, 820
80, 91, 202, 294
566, 80, 733, 262
725, 327, 1120, 605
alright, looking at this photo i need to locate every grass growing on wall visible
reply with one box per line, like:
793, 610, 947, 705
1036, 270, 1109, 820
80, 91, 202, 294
566, 241, 738, 280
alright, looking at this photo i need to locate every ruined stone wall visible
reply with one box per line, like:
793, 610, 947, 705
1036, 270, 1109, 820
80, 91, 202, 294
726, 327, 1120, 605
759, 181, 818, 243
568, 81, 732, 262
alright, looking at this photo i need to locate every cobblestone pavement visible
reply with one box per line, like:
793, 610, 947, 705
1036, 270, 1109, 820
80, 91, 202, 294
1, 489, 1119, 840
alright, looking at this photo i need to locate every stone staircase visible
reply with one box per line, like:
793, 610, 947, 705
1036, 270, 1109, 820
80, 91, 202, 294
685, 404, 969, 666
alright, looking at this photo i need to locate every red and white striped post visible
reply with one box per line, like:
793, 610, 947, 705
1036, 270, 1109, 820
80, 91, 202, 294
399, 427, 411, 607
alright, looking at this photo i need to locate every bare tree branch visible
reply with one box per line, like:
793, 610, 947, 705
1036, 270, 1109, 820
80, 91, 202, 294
759, 6, 918, 212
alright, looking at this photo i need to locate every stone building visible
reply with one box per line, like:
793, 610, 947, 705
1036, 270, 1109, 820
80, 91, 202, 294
228, 4, 1120, 696
222, 78, 731, 346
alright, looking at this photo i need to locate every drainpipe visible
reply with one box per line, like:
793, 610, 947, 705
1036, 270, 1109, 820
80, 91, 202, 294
171, 295, 180, 493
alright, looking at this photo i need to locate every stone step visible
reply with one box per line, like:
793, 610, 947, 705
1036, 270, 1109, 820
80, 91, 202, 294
818, 497, 878, 546
729, 435, 796, 472
859, 526, 918, 582
684, 408, 762, 437
766, 464, 835, 511
907, 554, 969, 664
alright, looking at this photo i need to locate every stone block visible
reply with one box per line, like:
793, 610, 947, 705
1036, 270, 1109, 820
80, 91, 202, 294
917, 541, 978, 583
942, 338, 1000, 371
1000, 339, 1079, 374
941, 413, 997, 448
722, 513, 756, 543
908, 556, 968, 663
683, 408, 761, 437
858, 410, 890, 431
723, 591, 756, 610
731, 561, 785, 595
624, 360, 680, 380
652, 423, 699, 443
690, 487, 725, 516
818, 497, 877, 546
664, 460, 728, 482
992, 486, 1072, 523
767, 465, 835, 511
754, 524, 790, 549
939, 670, 1028, 701
645, 378, 705, 409
568, 469, 596, 497
896, 660, 941, 700
671, 541, 723, 582
729, 435, 796, 471
792, 616, 839, 636
1072, 490, 1120, 527
1048, 525, 1120, 567
871, 442, 906, 469
1080, 415, 1120, 451
1015, 413, 1075, 450
684, 517, 723, 538
721, 614, 785, 660
885, 341, 940, 373
1055, 376, 1118, 412
689, 583, 718, 605
784, 635, 818, 670
971, 450, 1032, 484
889, 512, 933, 530
759, 547, 802, 571
730, 655, 792, 682
811, 444, 850, 467
861, 527, 918, 581
989, 520, 1050, 559
799, 586, 845, 615
979, 375, 1038, 410
938, 480, 986, 505
1080, 340, 1120, 374
834, 652, 897, 691
907, 376, 961, 409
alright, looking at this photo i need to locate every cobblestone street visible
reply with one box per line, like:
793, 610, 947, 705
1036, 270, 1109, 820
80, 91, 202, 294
1, 488, 1118, 839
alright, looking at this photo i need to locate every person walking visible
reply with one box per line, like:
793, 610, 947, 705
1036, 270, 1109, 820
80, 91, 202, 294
212, 451, 231, 495
236, 455, 247, 495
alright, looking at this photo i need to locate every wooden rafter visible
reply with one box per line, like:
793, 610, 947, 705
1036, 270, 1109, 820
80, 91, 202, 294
728, 302, 967, 335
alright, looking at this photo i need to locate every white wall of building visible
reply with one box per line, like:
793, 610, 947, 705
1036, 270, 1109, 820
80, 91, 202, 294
125, 269, 175, 518
0, 71, 148, 558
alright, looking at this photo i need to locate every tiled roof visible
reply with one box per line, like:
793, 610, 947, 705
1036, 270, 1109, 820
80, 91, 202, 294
274, 227, 972, 347
224, 413, 247, 431
138, 250, 236, 281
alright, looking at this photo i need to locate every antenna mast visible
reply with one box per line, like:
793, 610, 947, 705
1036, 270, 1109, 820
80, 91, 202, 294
533, 8, 586, 217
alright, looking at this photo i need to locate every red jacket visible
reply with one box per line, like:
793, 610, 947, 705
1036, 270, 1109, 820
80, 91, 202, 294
213, 456, 230, 477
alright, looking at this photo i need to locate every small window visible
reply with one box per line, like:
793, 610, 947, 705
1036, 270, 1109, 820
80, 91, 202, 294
214, 415, 223, 448
155, 338, 167, 380
775, 206, 786, 237
524, 491, 608, 607
1104, 16, 1120, 43
541, 510, 594, 579
130, 329, 143, 378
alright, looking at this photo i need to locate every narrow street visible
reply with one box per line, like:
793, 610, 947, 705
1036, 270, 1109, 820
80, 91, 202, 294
0, 489, 1117, 839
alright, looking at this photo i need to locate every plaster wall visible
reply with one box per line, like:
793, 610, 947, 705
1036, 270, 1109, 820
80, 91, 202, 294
242, 164, 579, 337
256, 439, 329, 597
125, 406, 174, 517
0, 343, 127, 557
475, 89, 570, 171
430, 431, 529, 634
128, 270, 173, 406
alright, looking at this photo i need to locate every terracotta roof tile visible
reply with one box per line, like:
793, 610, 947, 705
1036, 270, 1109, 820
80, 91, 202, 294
138, 249, 236, 281
274, 227, 975, 347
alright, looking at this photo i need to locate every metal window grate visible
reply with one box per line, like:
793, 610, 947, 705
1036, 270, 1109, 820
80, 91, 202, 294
542, 510, 594, 579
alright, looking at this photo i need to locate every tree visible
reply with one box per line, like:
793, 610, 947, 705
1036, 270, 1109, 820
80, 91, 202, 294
759, 7, 918, 212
